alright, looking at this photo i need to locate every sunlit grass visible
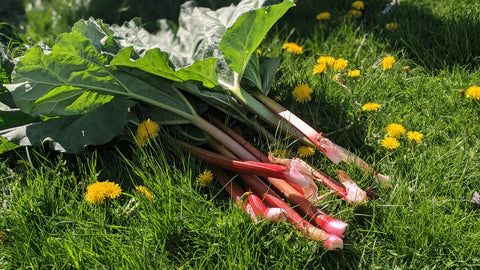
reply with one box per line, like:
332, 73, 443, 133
1, 0, 480, 269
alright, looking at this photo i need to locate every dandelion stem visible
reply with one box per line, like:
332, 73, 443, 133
367, 113, 373, 138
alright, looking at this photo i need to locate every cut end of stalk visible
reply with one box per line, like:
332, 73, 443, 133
283, 167, 311, 188
375, 173, 390, 184
323, 219, 348, 238
337, 170, 367, 205
264, 208, 287, 223
244, 203, 258, 222
303, 226, 344, 249
323, 234, 344, 250
316, 134, 343, 164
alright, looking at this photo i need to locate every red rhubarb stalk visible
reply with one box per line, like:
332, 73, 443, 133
208, 115, 271, 163
247, 193, 287, 223
209, 115, 349, 200
253, 92, 343, 164
212, 167, 285, 222
207, 140, 348, 238
235, 171, 343, 248
259, 191, 343, 249
182, 142, 311, 188
254, 92, 390, 183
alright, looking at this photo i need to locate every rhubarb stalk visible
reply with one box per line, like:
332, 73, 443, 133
204, 139, 348, 238
254, 92, 389, 183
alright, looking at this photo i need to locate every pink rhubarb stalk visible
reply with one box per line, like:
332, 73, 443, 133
182, 143, 311, 189
247, 192, 287, 223
336, 170, 367, 205
240, 173, 343, 249
206, 139, 348, 238
213, 167, 285, 222
268, 153, 352, 200
254, 93, 390, 183
254, 93, 343, 164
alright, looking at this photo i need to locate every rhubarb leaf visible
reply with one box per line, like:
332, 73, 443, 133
109, 0, 293, 88
259, 57, 280, 95
3, 24, 200, 152
7, 30, 196, 119
0, 98, 135, 153
219, 0, 294, 75
110, 47, 219, 88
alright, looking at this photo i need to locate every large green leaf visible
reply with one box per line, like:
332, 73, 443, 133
7, 30, 196, 119
0, 102, 41, 153
109, 0, 292, 87
219, 0, 294, 74
1, 0, 293, 153
0, 98, 135, 153
3, 24, 200, 152
71, 18, 114, 52
110, 47, 219, 88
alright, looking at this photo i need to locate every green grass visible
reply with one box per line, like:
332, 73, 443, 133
1, 0, 480, 269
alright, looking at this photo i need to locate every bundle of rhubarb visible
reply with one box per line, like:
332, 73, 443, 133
0, 0, 386, 249
179, 114, 371, 249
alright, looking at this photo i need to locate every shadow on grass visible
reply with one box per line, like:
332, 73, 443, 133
364, 2, 480, 71
284, 0, 480, 71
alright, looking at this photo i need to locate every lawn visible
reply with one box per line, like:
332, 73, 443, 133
0, 0, 479, 269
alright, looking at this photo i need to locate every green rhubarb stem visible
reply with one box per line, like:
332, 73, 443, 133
208, 115, 271, 163
254, 92, 319, 144
222, 83, 307, 142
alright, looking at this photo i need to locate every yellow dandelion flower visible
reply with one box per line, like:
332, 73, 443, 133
313, 63, 327, 75
297, 146, 315, 158
407, 131, 423, 144
85, 182, 107, 205
385, 123, 406, 138
316, 12, 331, 20
386, 23, 398, 31
352, 1, 365, 10
363, 102, 381, 138
381, 137, 400, 150
136, 119, 160, 146
466, 86, 480, 101
317, 56, 335, 68
282, 42, 303, 54
362, 102, 381, 112
85, 181, 122, 205
348, 69, 361, 78
197, 170, 214, 187
257, 49, 262, 55
136, 185, 154, 200
332, 58, 348, 71
102, 181, 122, 199
346, 9, 362, 18
292, 83, 314, 103
382, 56, 396, 70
